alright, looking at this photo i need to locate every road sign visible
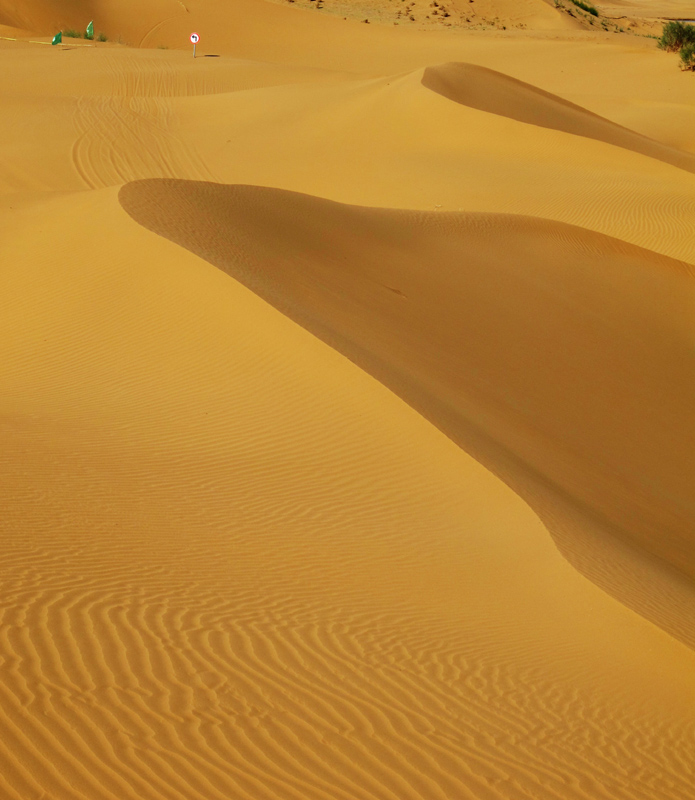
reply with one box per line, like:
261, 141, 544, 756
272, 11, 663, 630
190, 32, 199, 44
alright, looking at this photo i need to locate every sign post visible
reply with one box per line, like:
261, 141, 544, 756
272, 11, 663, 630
190, 32, 199, 58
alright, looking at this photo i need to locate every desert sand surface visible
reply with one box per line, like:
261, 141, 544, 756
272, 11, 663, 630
1, 1, 695, 798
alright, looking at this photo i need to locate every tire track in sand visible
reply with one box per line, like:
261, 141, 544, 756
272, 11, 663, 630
70, 54, 213, 189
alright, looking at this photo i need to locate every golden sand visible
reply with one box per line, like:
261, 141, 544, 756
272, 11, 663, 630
1, 1, 694, 798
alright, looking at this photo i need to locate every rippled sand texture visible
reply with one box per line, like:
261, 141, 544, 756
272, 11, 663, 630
1, 1, 695, 799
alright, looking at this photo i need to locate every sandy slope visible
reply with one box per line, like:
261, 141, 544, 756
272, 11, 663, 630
0, 0, 578, 44
598, 1, 695, 19
421, 62, 695, 174
1, 1, 695, 798
118, 180, 695, 637
2, 184, 695, 800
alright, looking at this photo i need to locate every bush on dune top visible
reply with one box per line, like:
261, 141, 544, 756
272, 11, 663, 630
680, 42, 695, 70
658, 20, 695, 52
569, 0, 599, 17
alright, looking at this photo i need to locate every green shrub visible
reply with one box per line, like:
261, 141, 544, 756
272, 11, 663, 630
569, 0, 598, 16
680, 42, 695, 69
658, 21, 695, 52
63, 29, 82, 38
96, 32, 107, 42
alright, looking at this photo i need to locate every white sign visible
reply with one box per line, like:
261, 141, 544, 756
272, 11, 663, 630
190, 32, 200, 44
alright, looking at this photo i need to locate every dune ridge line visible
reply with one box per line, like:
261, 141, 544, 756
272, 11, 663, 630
119, 179, 695, 650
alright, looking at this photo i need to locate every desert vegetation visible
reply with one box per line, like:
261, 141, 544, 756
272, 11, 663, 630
658, 20, 695, 51
61, 26, 107, 40
568, 0, 598, 17
680, 42, 695, 70
658, 21, 695, 69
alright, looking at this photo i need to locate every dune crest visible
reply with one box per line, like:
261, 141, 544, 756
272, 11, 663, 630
120, 179, 695, 648
422, 62, 695, 174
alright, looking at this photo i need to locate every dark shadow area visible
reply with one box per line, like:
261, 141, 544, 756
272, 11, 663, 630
422, 63, 695, 174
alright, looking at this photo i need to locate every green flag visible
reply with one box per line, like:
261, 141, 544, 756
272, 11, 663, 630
86, 20, 94, 40
51, 31, 62, 45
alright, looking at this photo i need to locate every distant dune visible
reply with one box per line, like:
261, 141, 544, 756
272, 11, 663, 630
422, 62, 695, 174
1, 1, 694, 798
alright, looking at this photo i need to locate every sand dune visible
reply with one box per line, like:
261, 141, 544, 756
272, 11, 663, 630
0, 0, 576, 50
5, 43, 694, 261
2, 184, 694, 800
119, 179, 695, 644
598, 0, 695, 19
0, 0, 179, 43
422, 62, 695, 174
2, 1, 695, 798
